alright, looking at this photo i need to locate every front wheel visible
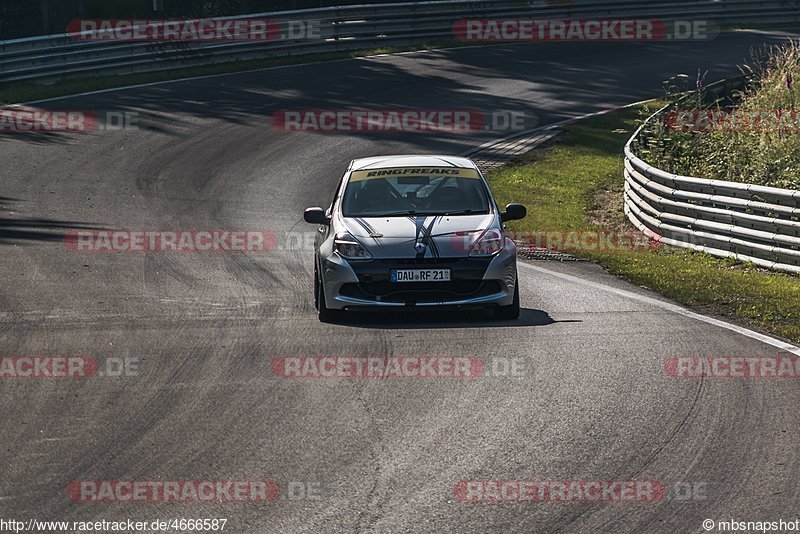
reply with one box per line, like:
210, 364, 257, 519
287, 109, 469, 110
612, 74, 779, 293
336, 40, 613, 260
315, 267, 340, 323
494, 281, 520, 320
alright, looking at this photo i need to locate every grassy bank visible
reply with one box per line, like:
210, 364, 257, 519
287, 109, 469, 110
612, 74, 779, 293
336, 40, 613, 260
488, 104, 800, 343
643, 41, 800, 190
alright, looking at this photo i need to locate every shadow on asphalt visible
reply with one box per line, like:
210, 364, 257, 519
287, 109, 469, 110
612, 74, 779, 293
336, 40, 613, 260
0, 128, 83, 145
0, 196, 102, 245
336, 307, 577, 329
3, 34, 785, 150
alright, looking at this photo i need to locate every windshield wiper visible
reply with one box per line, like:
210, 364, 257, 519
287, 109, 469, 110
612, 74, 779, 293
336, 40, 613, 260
364, 210, 427, 217
438, 209, 482, 216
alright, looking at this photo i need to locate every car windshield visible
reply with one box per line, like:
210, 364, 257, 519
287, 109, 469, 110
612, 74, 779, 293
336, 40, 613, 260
341, 167, 491, 217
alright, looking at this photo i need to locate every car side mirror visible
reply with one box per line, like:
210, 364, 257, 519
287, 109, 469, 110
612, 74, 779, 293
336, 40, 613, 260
501, 203, 527, 222
304, 207, 329, 225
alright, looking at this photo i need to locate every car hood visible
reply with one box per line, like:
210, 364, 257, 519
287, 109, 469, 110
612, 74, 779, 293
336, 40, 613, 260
340, 214, 497, 259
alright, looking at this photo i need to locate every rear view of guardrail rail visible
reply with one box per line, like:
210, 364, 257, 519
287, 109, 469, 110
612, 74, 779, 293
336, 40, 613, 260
624, 78, 800, 275
1, 0, 799, 83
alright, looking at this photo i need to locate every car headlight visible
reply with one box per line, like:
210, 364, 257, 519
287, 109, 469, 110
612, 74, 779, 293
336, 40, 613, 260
469, 228, 505, 257
334, 232, 372, 260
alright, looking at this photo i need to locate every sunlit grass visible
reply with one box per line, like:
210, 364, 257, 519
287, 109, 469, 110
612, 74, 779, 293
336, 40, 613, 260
488, 104, 800, 342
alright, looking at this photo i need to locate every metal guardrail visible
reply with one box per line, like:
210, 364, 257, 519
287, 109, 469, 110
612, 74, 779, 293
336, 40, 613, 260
3, 0, 799, 273
623, 79, 800, 275
1, 0, 799, 83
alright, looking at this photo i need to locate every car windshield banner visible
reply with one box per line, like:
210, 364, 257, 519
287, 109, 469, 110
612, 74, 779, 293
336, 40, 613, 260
349, 167, 481, 181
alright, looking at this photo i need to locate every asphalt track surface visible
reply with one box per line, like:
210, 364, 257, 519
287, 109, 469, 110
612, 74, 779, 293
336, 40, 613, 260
2, 31, 800, 533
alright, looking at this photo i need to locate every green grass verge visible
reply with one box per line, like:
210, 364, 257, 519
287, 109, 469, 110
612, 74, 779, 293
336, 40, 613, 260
0, 39, 463, 105
488, 104, 800, 343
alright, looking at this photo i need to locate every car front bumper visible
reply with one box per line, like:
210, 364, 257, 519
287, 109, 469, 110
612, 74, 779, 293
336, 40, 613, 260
319, 242, 518, 311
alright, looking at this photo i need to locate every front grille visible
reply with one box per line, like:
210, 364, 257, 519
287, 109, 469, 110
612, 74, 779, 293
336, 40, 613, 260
381, 258, 460, 265
340, 280, 503, 303
342, 256, 498, 303
360, 279, 484, 295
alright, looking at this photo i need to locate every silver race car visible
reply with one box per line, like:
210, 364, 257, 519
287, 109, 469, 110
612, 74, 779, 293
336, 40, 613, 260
304, 155, 527, 322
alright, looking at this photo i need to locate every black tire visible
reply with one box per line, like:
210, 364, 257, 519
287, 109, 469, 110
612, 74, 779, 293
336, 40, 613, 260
494, 282, 520, 320
316, 267, 340, 323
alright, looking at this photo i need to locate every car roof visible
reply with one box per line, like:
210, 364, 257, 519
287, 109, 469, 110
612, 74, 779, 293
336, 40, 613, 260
349, 155, 479, 171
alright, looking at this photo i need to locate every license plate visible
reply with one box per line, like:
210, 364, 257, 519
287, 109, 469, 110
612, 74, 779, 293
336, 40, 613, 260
391, 269, 451, 283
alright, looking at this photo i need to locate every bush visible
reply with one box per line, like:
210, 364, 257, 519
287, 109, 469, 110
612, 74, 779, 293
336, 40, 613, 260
640, 41, 800, 190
